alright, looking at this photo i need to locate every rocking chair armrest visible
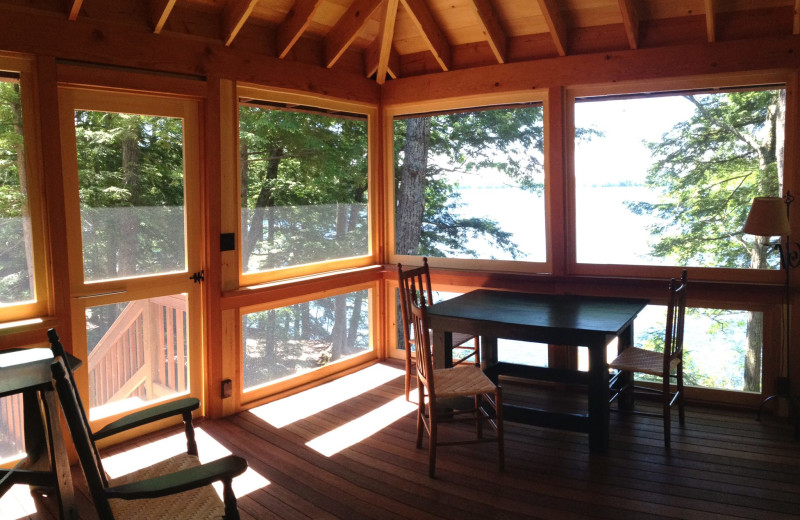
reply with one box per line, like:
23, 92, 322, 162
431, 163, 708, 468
104, 455, 247, 500
92, 398, 200, 441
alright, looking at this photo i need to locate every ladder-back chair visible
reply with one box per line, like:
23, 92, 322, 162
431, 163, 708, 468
408, 289, 503, 477
398, 258, 480, 400
50, 359, 248, 519
608, 269, 688, 448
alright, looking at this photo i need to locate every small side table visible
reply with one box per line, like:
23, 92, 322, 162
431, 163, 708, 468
0, 348, 80, 519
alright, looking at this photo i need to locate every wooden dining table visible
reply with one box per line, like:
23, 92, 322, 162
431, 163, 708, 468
426, 289, 649, 453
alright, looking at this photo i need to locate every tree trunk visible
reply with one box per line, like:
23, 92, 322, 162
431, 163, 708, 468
346, 293, 364, 353
118, 125, 141, 277
243, 147, 283, 269
395, 117, 430, 255
330, 294, 348, 361
9, 84, 35, 299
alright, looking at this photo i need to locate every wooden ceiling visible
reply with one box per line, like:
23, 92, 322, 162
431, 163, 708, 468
8, 0, 800, 84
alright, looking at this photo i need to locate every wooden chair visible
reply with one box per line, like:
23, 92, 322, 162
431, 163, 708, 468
608, 269, 688, 448
50, 358, 248, 520
47, 328, 201, 457
398, 258, 480, 400
407, 288, 503, 477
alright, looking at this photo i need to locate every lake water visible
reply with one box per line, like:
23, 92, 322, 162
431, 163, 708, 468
446, 183, 753, 391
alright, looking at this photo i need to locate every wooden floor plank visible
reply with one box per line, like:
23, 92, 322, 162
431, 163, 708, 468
6, 361, 800, 519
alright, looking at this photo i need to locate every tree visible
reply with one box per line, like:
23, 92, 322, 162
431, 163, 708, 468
394, 106, 545, 258
0, 80, 34, 303
629, 89, 784, 391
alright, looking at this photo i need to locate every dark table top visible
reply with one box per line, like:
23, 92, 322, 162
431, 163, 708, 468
426, 290, 649, 336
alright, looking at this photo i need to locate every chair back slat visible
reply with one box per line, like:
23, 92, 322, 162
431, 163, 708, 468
408, 294, 435, 396
50, 360, 115, 519
47, 328, 108, 487
664, 269, 688, 368
397, 258, 434, 352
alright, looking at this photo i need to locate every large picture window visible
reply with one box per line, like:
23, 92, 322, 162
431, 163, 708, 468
239, 101, 369, 275
574, 86, 785, 270
393, 104, 545, 263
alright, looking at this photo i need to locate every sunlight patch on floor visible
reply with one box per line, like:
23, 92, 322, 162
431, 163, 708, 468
0, 484, 38, 519
306, 395, 416, 457
101, 428, 269, 498
249, 363, 404, 428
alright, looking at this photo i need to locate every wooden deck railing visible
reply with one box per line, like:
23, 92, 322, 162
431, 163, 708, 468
86, 295, 188, 409
0, 296, 188, 459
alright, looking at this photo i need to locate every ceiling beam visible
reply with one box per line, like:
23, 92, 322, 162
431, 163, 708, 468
365, 39, 399, 80
375, 0, 399, 84
794, 0, 800, 35
704, 0, 715, 43
150, 0, 177, 34
222, 0, 260, 47
400, 0, 451, 72
277, 0, 326, 59
617, 0, 639, 50
324, 0, 383, 68
68, 0, 83, 21
469, 0, 507, 63
535, 0, 567, 56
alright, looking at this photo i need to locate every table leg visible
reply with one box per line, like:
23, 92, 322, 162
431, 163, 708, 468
481, 336, 499, 383
431, 329, 453, 369
41, 388, 76, 520
588, 337, 611, 453
22, 390, 47, 465
617, 324, 635, 411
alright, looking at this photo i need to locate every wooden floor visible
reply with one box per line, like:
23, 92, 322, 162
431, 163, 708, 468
4, 361, 800, 519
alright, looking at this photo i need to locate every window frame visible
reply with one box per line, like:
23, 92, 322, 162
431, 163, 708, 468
0, 55, 51, 323
235, 86, 379, 287
566, 72, 794, 284
385, 91, 552, 274
238, 280, 378, 406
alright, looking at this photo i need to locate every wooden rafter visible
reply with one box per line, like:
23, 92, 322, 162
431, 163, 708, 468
150, 0, 177, 34
278, 0, 326, 59
324, 0, 383, 68
365, 39, 400, 80
794, 0, 800, 34
617, 0, 639, 50
535, 0, 567, 56
399, 0, 451, 72
704, 0, 715, 43
68, 0, 83, 21
469, 0, 507, 63
375, 0, 399, 84
223, 0, 260, 47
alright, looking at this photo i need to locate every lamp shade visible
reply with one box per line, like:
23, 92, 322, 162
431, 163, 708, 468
742, 197, 791, 237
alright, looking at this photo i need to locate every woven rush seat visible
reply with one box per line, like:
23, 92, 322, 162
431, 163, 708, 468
109, 454, 227, 520
433, 366, 497, 398
609, 347, 680, 377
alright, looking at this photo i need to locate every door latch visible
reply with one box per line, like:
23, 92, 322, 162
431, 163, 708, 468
189, 270, 205, 283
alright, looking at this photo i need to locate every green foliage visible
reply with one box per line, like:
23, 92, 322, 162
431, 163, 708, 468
239, 106, 369, 271
628, 90, 783, 268
394, 105, 544, 258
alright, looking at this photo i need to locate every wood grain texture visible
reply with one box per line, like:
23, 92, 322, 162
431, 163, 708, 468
15, 361, 800, 519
